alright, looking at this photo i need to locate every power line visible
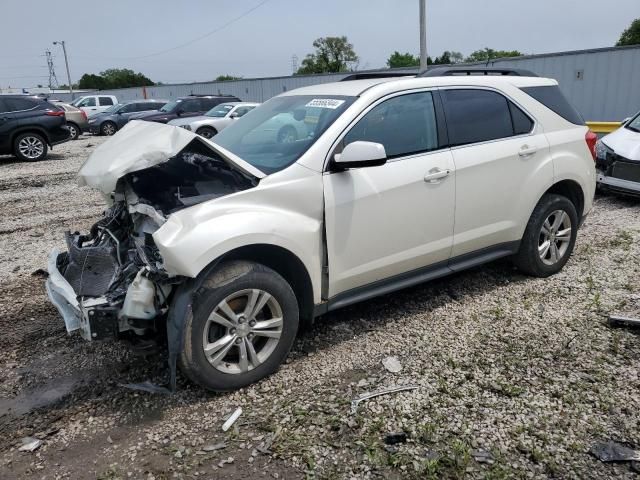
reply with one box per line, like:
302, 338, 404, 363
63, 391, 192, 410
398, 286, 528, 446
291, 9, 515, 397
126, 0, 273, 60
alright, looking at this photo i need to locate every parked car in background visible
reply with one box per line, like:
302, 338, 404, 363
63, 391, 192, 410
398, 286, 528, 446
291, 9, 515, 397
0, 95, 70, 161
70, 95, 118, 117
46, 69, 596, 391
132, 95, 241, 124
596, 110, 640, 196
168, 102, 259, 138
52, 102, 88, 140
87, 99, 167, 136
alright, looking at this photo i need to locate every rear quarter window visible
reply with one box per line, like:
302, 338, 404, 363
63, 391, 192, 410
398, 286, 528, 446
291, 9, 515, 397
521, 85, 584, 125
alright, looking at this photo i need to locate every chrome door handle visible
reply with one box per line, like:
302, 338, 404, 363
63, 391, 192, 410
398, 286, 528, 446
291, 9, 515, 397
518, 145, 538, 157
424, 168, 451, 183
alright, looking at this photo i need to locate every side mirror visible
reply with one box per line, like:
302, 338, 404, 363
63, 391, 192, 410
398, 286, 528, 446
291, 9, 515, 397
622, 117, 631, 125
229, 111, 240, 119
333, 141, 387, 170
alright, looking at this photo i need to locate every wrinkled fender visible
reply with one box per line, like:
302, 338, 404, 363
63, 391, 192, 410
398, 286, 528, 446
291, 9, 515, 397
153, 207, 323, 303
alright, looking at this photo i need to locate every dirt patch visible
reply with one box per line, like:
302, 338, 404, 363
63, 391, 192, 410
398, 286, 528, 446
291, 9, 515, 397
0, 135, 639, 479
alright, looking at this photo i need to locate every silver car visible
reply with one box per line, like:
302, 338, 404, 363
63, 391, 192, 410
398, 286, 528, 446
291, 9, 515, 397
168, 102, 259, 139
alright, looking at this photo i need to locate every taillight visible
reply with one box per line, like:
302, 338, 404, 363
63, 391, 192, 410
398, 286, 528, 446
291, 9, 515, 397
45, 110, 65, 117
585, 130, 597, 161
80, 110, 88, 121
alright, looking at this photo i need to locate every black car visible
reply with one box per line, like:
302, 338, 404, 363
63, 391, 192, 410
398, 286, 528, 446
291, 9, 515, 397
87, 100, 167, 135
0, 95, 70, 161
132, 95, 241, 124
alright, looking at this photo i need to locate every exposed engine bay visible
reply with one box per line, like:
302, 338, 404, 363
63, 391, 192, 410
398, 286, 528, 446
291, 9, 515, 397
51, 138, 258, 342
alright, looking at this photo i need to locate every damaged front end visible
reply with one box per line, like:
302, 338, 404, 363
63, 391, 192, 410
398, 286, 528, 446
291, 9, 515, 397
46, 121, 262, 342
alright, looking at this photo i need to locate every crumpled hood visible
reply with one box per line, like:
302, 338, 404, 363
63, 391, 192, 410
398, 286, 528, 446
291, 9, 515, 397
78, 120, 265, 194
602, 126, 640, 161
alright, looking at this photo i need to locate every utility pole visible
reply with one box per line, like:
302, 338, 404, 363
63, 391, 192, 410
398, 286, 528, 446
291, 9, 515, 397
419, 0, 428, 72
45, 50, 59, 90
53, 41, 74, 100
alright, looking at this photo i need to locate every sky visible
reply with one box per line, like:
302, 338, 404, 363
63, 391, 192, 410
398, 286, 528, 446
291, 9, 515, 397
0, 0, 638, 88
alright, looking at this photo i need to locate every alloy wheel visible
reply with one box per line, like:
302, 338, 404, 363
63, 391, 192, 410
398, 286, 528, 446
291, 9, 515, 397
202, 289, 283, 374
102, 123, 116, 135
18, 136, 45, 160
538, 209, 572, 266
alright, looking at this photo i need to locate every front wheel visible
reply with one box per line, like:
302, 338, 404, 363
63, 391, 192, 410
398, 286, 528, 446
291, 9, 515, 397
179, 261, 299, 392
514, 194, 578, 277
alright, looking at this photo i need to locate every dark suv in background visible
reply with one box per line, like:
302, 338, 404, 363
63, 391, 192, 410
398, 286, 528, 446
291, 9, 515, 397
88, 99, 167, 135
131, 94, 241, 124
0, 95, 70, 161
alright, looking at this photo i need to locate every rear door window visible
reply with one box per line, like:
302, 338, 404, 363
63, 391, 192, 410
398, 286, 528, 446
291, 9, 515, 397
182, 99, 202, 112
99, 97, 114, 106
442, 89, 534, 147
201, 98, 223, 110
442, 89, 513, 146
343, 91, 439, 158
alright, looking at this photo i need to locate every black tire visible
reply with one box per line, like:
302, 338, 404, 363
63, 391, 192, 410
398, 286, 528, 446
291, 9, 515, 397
100, 121, 117, 136
277, 125, 297, 144
13, 132, 48, 162
514, 194, 578, 277
67, 122, 80, 140
179, 261, 299, 392
196, 126, 217, 139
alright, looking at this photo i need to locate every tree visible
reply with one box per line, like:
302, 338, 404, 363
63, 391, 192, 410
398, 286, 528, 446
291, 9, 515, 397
296, 36, 358, 75
432, 50, 464, 65
465, 48, 523, 62
616, 18, 640, 46
386, 51, 420, 68
77, 68, 154, 90
215, 75, 243, 82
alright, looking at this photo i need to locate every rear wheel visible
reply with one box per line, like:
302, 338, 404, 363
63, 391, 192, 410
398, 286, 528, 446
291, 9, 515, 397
179, 261, 299, 392
101, 121, 117, 136
67, 122, 80, 140
514, 194, 578, 277
196, 126, 217, 139
13, 133, 48, 162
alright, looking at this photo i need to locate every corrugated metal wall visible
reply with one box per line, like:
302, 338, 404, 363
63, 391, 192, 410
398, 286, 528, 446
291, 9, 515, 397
53, 46, 640, 121
485, 46, 640, 121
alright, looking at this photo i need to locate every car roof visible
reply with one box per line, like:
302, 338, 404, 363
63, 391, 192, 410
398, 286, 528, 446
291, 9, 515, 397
280, 75, 557, 97
124, 99, 166, 103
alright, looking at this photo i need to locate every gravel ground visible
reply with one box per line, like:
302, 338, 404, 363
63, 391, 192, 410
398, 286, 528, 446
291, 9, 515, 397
0, 136, 639, 479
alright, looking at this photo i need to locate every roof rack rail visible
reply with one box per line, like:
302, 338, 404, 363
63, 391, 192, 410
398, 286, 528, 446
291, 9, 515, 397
419, 66, 538, 77
340, 72, 416, 81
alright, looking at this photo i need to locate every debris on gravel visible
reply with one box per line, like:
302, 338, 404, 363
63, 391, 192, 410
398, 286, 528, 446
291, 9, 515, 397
1, 137, 639, 479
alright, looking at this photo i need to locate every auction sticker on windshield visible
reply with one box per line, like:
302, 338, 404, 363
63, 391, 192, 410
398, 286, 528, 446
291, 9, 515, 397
305, 99, 346, 109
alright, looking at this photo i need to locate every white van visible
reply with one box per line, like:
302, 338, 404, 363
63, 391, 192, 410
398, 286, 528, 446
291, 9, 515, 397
70, 95, 118, 117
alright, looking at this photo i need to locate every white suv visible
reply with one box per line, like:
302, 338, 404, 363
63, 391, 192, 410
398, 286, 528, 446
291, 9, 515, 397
46, 69, 596, 391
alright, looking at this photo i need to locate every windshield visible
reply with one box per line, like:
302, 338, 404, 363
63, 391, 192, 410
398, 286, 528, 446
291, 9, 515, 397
206, 103, 235, 118
104, 104, 121, 113
160, 100, 180, 113
626, 112, 640, 133
70, 97, 84, 107
213, 95, 355, 174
